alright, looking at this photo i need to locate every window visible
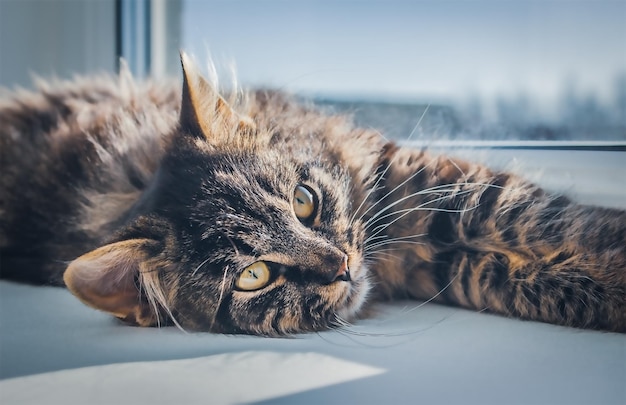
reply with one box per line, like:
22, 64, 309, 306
0, 0, 116, 88
180, 0, 626, 143
4, 0, 622, 145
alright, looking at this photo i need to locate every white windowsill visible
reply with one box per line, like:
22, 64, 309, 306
403, 141, 626, 210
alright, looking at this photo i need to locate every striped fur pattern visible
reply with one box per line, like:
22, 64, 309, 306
1, 55, 624, 335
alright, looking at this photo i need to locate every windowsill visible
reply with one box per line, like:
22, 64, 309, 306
402, 141, 626, 209
402, 140, 626, 151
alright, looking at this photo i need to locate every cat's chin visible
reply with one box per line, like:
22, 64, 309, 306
333, 264, 371, 323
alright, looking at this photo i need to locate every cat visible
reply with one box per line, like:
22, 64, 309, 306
1, 53, 624, 335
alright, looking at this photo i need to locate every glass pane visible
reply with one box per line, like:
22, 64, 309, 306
181, 0, 625, 141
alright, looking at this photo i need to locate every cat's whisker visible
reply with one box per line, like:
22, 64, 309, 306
374, 181, 498, 221
321, 327, 391, 348
349, 105, 431, 227
363, 249, 405, 261
138, 269, 187, 333
406, 104, 431, 141
327, 313, 452, 346
363, 181, 499, 231
373, 271, 462, 326
365, 232, 428, 244
364, 190, 481, 242
334, 268, 463, 342
366, 201, 475, 238
447, 156, 468, 178
364, 233, 427, 250
362, 181, 473, 230
353, 158, 437, 227
225, 234, 241, 256
335, 310, 474, 346
332, 313, 355, 329
363, 234, 391, 245
191, 256, 212, 277
365, 240, 426, 251
209, 265, 230, 333
349, 168, 388, 227
363, 246, 406, 255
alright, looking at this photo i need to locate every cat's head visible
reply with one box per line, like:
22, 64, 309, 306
63, 54, 377, 335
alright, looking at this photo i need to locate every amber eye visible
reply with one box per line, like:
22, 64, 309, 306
293, 185, 316, 221
235, 261, 271, 291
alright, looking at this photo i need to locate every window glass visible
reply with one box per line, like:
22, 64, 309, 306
181, 0, 625, 142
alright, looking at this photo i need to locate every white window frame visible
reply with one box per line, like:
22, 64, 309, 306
118, 0, 181, 79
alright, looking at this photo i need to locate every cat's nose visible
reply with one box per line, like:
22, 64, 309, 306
332, 255, 351, 282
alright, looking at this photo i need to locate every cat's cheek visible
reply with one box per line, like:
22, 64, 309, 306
225, 304, 283, 335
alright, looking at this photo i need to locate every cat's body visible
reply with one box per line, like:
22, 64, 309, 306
1, 55, 625, 334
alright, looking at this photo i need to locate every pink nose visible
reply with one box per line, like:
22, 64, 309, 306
333, 255, 351, 282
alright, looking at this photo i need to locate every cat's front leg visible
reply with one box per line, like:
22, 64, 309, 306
372, 145, 625, 331
403, 249, 626, 332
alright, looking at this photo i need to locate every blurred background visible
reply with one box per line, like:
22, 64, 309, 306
1, 0, 625, 141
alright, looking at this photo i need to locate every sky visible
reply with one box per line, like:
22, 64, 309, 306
182, 0, 625, 110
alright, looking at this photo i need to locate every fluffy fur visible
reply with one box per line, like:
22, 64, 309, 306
1, 54, 624, 335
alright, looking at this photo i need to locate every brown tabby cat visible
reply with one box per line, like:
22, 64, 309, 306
1, 54, 624, 335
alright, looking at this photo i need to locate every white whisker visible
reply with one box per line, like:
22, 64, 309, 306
210, 265, 230, 332
363, 249, 405, 260
366, 239, 426, 251
191, 256, 212, 277
365, 233, 427, 251
349, 104, 431, 227
407, 104, 431, 141
355, 159, 437, 226
366, 233, 427, 246
364, 189, 481, 243
363, 181, 497, 231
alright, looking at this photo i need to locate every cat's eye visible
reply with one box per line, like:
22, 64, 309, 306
293, 185, 316, 221
235, 261, 271, 291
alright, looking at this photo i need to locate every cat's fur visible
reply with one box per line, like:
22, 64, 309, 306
1, 54, 624, 335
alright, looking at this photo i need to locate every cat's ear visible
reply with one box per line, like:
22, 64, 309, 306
179, 52, 256, 141
63, 239, 164, 326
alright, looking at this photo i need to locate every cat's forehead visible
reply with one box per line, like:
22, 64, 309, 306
203, 149, 350, 197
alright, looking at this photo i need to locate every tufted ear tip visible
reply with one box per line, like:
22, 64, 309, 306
179, 51, 195, 78
179, 52, 204, 132
178, 51, 257, 144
